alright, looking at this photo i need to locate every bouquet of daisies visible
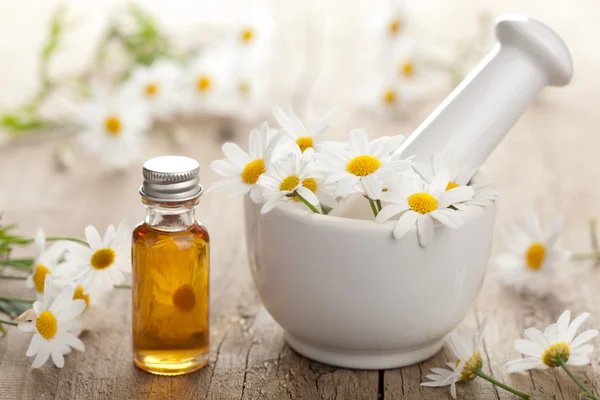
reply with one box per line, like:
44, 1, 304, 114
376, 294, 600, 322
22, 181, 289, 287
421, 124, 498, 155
208, 107, 499, 247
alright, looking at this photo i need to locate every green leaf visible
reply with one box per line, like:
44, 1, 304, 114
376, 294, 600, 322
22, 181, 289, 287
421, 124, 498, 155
0, 299, 30, 319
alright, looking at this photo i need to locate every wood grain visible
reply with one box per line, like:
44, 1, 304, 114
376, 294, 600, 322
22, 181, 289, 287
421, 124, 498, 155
1, 0, 600, 397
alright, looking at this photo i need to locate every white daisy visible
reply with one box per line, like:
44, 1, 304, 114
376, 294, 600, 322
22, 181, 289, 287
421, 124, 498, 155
208, 122, 283, 203
26, 229, 68, 298
422, 324, 485, 399
231, 65, 271, 120
359, 72, 408, 118
121, 58, 183, 119
17, 275, 85, 368
313, 129, 411, 200
273, 107, 338, 153
226, 3, 276, 62
76, 90, 150, 168
507, 310, 598, 372
376, 170, 474, 246
180, 49, 233, 115
368, 0, 409, 42
257, 147, 337, 214
494, 213, 571, 296
412, 151, 499, 209
57, 222, 131, 294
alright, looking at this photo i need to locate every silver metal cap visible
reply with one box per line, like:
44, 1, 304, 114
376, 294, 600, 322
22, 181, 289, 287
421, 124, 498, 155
140, 156, 203, 203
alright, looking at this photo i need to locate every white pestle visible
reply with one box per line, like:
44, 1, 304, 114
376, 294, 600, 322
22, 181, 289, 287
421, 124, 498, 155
397, 15, 573, 176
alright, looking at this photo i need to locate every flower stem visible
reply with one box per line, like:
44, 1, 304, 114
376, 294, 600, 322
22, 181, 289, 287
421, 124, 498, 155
0, 319, 18, 326
559, 360, 599, 400
0, 275, 26, 280
115, 284, 131, 289
368, 199, 379, 217
296, 193, 321, 214
0, 296, 34, 303
475, 369, 530, 399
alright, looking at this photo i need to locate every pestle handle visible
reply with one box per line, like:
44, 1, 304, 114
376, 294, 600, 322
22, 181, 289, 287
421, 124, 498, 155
398, 15, 573, 175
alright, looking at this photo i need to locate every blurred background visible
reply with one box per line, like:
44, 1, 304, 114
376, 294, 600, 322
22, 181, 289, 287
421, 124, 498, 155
0, 0, 597, 252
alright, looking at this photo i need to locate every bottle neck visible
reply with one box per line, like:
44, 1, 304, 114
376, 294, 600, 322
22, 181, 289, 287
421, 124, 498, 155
144, 199, 199, 232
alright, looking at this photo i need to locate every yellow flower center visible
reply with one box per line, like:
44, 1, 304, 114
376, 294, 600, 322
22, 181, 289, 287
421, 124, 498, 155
33, 264, 51, 293
104, 116, 121, 137
239, 81, 250, 96
241, 28, 254, 43
172, 284, 196, 312
446, 181, 459, 191
196, 76, 212, 92
526, 242, 546, 271
145, 83, 158, 97
241, 159, 265, 185
346, 155, 381, 177
408, 192, 438, 214
400, 61, 414, 78
90, 248, 116, 270
36, 311, 58, 340
280, 175, 300, 192
296, 136, 314, 152
302, 178, 317, 193
73, 286, 90, 311
456, 352, 483, 381
383, 89, 397, 105
542, 342, 570, 367
388, 18, 401, 35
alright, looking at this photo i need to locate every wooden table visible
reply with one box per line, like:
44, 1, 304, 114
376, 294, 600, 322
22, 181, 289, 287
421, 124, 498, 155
1, 1, 600, 398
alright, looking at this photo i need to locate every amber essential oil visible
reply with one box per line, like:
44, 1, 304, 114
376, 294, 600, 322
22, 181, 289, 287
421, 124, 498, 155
132, 156, 209, 375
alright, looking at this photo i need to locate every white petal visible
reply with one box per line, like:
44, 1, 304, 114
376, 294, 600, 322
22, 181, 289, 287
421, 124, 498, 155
42, 275, 53, 310
26, 334, 43, 357
222, 142, 251, 168
544, 216, 564, 248
35, 228, 46, 258
51, 348, 65, 368
526, 213, 543, 242
429, 209, 462, 229
514, 339, 544, 357
556, 310, 571, 341
448, 331, 471, 361
571, 344, 594, 356
249, 185, 264, 203
571, 329, 599, 349
348, 129, 369, 155
31, 346, 51, 368
567, 354, 590, 366
336, 175, 361, 197
56, 331, 85, 352
85, 226, 102, 250
565, 312, 589, 344
50, 285, 76, 314
376, 204, 409, 223
210, 159, 240, 177
544, 323, 559, 342
524, 328, 549, 348
417, 215, 434, 247
429, 169, 450, 197
393, 211, 419, 239
261, 198, 281, 214
103, 225, 116, 247
297, 187, 319, 206
506, 357, 545, 373
362, 174, 382, 200
55, 300, 86, 322
437, 186, 475, 209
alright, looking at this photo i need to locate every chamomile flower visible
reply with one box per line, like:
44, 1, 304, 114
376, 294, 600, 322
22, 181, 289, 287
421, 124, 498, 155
494, 213, 571, 296
121, 58, 182, 119
368, 0, 409, 42
507, 310, 598, 372
257, 147, 337, 214
412, 152, 499, 209
181, 50, 232, 115
231, 66, 270, 120
208, 122, 283, 203
313, 129, 411, 200
76, 90, 150, 168
360, 73, 408, 118
273, 107, 338, 153
17, 275, 86, 368
376, 170, 474, 246
58, 223, 131, 293
422, 324, 485, 399
26, 229, 68, 298
227, 4, 275, 61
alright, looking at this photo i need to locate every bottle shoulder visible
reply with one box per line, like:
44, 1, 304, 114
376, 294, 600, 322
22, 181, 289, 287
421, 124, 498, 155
133, 221, 209, 243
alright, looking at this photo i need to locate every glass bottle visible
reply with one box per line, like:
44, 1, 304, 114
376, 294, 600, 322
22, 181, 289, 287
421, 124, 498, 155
132, 156, 210, 375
